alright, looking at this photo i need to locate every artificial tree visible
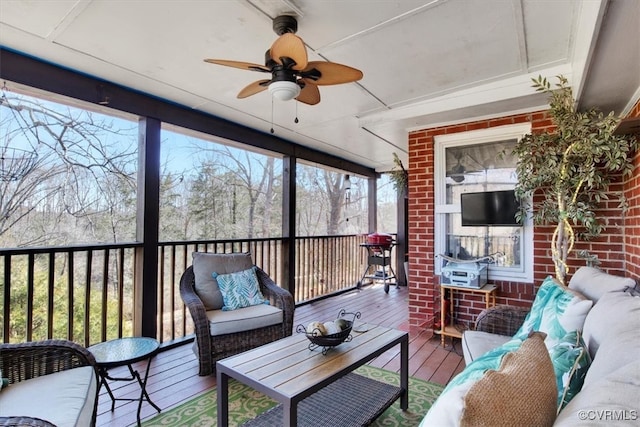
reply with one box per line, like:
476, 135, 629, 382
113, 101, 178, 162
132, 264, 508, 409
514, 75, 637, 285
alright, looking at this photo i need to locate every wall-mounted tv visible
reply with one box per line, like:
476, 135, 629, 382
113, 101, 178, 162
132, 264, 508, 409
461, 190, 521, 227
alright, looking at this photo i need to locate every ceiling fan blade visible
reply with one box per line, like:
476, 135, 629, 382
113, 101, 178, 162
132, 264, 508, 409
204, 59, 270, 73
301, 61, 363, 85
270, 33, 308, 71
296, 82, 320, 105
237, 80, 270, 99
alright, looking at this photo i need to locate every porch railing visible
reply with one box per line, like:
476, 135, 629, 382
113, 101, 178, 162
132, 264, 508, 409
1, 235, 383, 346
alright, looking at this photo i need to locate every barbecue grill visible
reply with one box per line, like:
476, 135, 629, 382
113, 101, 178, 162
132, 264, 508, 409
358, 233, 397, 293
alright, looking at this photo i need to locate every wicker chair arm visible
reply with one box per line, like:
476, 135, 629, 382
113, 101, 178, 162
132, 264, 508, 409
256, 267, 295, 336
474, 305, 530, 336
0, 339, 97, 385
0, 416, 57, 427
179, 266, 213, 375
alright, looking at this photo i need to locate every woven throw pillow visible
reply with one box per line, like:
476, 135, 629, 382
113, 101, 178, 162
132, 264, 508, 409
419, 337, 525, 426
550, 330, 591, 412
214, 266, 267, 311
513, 276, 592, 346
192, 252, 253, 310
460, 332, 557, 427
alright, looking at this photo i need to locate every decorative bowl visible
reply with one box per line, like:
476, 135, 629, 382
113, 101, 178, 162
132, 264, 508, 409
296, 309, 361, 354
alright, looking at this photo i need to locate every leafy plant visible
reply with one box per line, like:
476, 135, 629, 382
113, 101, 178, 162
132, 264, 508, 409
389, 152, 408, 194
514, 75, 637, 284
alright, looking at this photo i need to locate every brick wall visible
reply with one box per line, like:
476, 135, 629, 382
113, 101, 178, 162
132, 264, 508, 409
624, 100, 640, 277
407, 106, 639, 331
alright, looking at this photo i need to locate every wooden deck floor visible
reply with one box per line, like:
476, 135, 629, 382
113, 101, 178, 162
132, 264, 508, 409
96, 283, 465, 426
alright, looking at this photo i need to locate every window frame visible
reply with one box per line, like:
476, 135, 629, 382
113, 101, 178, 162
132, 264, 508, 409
434, 123, 533, 283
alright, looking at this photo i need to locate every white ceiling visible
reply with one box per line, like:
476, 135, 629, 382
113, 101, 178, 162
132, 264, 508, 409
1, 0, 638, 172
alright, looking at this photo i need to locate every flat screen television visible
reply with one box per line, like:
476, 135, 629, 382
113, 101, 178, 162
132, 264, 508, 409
461, 190, 521, 226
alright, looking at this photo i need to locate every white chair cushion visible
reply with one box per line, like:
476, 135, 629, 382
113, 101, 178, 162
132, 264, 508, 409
206, 303, 283, 336
461, 330, 512, 365
0, 366, 96, 427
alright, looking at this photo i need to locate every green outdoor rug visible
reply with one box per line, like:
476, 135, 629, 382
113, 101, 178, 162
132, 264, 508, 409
141, 365, 443, 426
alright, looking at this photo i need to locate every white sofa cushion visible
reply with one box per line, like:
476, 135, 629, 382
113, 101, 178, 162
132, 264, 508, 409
0, 366, 96, 427
582, 290, 640, 361
568, 266, 635, 303
207, 303, 283, 336
461, 330, 511, 365
554, 360, 640, 426
581, 291, 640, 387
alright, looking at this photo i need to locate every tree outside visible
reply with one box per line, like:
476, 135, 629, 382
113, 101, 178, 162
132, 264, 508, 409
1, 87, 394, 344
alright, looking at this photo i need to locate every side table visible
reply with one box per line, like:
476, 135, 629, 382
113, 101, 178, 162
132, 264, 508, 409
88, 337, 161, 425
435, 283, 497, 347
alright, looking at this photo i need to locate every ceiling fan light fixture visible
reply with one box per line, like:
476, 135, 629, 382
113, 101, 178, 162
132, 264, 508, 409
269, 81, 300, 101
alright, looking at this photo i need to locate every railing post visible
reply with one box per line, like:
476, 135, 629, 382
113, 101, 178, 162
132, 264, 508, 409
282, 156, 296, 299
3, 256, 10, 343
136, 117, 161, 338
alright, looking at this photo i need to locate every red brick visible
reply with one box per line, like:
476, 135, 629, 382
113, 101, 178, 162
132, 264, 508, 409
408, 107, 640, 327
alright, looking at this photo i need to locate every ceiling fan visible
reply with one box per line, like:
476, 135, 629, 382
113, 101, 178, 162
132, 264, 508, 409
204, 15, 363, 105
448, 151, 467, 183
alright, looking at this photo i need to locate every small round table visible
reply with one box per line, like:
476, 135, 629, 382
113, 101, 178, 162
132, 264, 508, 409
88, 337, 161, 425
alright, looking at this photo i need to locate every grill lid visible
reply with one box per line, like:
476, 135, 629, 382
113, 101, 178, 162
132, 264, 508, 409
366, 232, 393, 246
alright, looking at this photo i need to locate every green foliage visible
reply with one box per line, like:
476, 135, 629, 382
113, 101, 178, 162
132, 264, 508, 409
514, 75, 637, 283
389, 153, 408, 194
2, 255, 131, 344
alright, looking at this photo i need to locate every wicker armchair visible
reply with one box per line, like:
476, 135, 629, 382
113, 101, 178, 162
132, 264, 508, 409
474, 304, 530, 336
0, 339, 99, 427
180, 265, 295, 376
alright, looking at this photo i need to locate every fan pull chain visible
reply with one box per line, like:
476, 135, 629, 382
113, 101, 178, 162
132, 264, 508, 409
295, 101, 299, 124
270, 97, 275, 134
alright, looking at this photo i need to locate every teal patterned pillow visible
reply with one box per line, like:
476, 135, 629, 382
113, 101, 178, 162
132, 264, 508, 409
513, 276, 592, 346
213, 267, 267, 311
550, 330, 591, 412
0, 369, 8, 390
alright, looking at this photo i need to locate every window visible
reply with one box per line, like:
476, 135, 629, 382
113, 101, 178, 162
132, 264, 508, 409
434, 124, 533, 282
296, 163, 367, 236
0, 88, 138, 247
159, 126, 283, 240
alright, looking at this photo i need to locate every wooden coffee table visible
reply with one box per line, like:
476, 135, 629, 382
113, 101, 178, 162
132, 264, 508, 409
216, 323, 408, 427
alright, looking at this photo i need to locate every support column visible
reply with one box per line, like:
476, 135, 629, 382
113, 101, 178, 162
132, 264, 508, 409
367, 177, 377, 233
396, 187, 408, 286
135, 117, 161, 338
282, 156, 296, 299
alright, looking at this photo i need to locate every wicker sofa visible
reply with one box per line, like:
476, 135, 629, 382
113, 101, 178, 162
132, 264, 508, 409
421, 267, 640, 426
180, 252, 295, 376
0, 339, 99, 427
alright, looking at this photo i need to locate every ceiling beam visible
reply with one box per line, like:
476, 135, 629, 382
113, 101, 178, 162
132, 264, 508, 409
0, 47, 377, 179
